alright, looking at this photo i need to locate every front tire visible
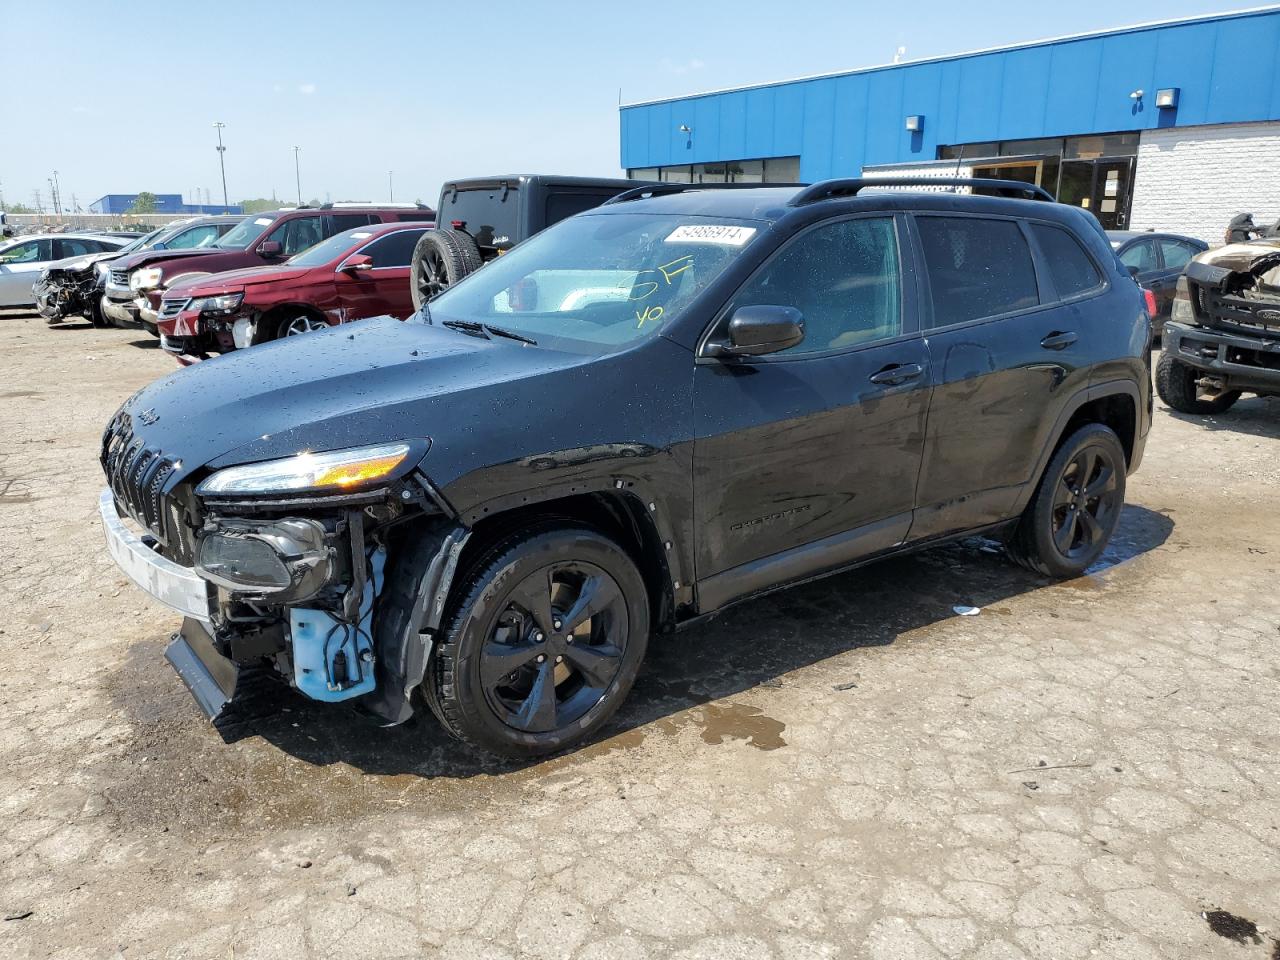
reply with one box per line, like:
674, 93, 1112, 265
425, 525, 649, 758
1155, 352, 1240, 414
1007, 423, 1126, 579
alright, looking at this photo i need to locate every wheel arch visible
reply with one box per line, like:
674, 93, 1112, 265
1013, 381, 1139, 517
364, 488, 679, 726
257, 302, 329, 342
452, 490, 680, 636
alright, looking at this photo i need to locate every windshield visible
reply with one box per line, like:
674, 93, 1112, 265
214, 215, 277, 249
286, 228, 373, 267
427, 213, 762, 353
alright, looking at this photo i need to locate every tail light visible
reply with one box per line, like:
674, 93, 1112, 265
1141, 287, 1158, 318
1170, 276, 1195, 324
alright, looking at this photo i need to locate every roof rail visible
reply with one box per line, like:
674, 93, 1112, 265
318, 201, 431, 210
789, 177, 1056, 206
602, 181, 805, 206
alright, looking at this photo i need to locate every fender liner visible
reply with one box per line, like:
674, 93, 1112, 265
1010, 379, 1141, 518
361, 521, 470, 724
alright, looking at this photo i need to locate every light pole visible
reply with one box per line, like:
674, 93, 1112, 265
51, 171, 62, 216
213, 122, 229, 208
293, 146, 302, 206
388, 170, 394, 202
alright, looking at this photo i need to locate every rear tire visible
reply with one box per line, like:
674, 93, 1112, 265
1007, 423, 1126, 579
410, 229, 482, 310
424, 525, 649, 758
1155, 352, 1240, 414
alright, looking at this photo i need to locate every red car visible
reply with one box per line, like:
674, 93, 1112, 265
158, 222, 432, 363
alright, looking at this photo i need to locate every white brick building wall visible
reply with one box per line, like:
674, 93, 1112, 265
1130, 121, 1280, 244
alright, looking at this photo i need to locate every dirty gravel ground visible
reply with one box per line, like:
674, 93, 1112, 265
1, 312, 1278, 960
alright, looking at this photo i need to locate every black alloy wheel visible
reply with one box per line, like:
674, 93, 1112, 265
1049, 446, 1120, 560
417, 243, 450, 304
424, 525, 650, 757
481, 561, 629, 733
1007, 423, 1127, 578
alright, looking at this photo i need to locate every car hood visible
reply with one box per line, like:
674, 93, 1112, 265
44, 250, 122, 274
1192, 240, 1280, 292
167, 265, 313, 298
116, 315, 597, 484
112, 247, 235, 272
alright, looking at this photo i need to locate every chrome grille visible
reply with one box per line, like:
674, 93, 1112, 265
110, 268, 129, 286
101, 412, 180, 553
159, 297, 190, 320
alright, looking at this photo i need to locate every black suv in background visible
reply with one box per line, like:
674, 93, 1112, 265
100, 177, 1150, 758
410, 175, 652, 307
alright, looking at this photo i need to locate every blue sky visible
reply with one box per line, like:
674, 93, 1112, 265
0, 0, 1252, 210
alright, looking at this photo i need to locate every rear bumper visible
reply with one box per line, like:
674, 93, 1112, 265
1164, 322, 1280, 395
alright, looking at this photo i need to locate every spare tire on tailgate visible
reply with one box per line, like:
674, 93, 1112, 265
411, 229, 483, 310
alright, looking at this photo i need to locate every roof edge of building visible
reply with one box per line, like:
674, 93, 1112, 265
619, 4, 1280, 110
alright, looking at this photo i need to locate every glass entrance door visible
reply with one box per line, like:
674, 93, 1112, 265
1092, 159, 1133, 229
1055, 158, 1134, 229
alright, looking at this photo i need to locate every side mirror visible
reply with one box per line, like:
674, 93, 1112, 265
708, 305, 805, 358
258, 240, 282, 258
153, 241, 167, 250
1127, 265, 1140, 279
341, 254, 374, 273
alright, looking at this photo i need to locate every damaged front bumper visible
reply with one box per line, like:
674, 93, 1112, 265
1164, 322, 1280, 396
99, 472, 467, 727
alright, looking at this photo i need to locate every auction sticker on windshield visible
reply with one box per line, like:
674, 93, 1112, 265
664, 225, 757, 246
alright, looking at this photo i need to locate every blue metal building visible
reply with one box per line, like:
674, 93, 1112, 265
618, 7, 1280, 239
89, 194, 243, 216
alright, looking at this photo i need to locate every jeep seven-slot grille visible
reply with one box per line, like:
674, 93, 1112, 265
109, 268, 129, 286
159, 297, 189, 320
101, 413, 183, 557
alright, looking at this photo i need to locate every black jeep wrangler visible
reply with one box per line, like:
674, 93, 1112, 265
1157, 239, 1280, 414
101, 177, 1151, 758
409, 174, 653, 308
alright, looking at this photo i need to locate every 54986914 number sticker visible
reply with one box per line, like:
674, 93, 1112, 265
664, 225, 757, 246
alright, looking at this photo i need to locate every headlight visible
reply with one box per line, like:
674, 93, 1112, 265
130, 267, 163, 290
197, 442, 414, 496
1171, 276, 1195, 324
192, 292, 244, 316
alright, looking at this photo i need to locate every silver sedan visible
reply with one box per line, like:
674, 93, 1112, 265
0, 234, 132, 307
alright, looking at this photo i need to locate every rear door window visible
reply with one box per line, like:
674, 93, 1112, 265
56, 238, 96, 258
1030, 224, 1103, 300
361, 229, 427, 268
1119, 240, 1158, 275
328, 213, 375, 236
916, 216, 1039, 327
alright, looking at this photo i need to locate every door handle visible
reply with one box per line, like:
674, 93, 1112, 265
869, 362, 924, 386
1040, 331, 1078, 351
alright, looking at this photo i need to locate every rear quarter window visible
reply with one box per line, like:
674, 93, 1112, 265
916, 216, 1039, 327
1031, 223, 1103, 300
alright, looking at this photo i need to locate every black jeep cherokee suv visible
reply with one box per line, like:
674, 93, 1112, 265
100, 177, 1151, 758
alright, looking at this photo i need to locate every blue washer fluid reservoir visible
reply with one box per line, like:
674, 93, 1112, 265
290, 547, 385, 702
